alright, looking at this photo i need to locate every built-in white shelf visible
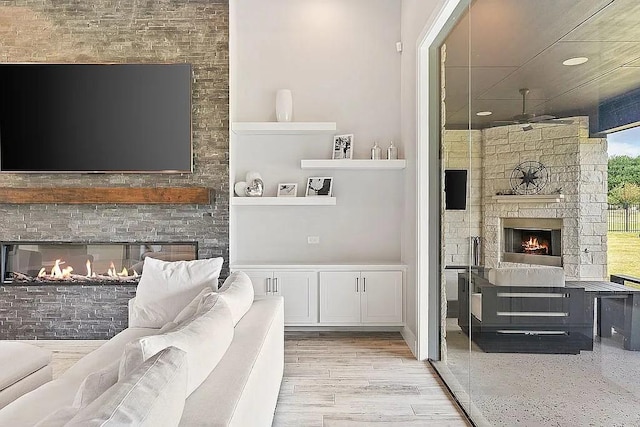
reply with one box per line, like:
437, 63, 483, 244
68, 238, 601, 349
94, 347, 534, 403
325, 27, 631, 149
232, 197, 337, 206
492, 194, 565, 203
300, 159, 406, 170
231, 122, 337, 135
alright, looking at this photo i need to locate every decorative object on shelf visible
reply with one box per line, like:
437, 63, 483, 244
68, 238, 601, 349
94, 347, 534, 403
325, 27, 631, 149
332, 134, 354, 160
246, 178, 264, 197
305, 177, 333, 197
386, 141, 398, 160
277, 183, 298, 197
510, 161, 549, 195
234, 181, 248, 197
371, 141, 381, 160
275, 89, 293, 122
245, 171, 264, 197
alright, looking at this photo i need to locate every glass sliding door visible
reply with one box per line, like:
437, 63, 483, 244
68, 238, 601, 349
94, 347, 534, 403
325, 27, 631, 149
432, 0, 640, 425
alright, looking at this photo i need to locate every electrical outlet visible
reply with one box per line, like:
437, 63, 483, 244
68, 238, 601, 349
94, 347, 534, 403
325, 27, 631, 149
307, 236, 320, 244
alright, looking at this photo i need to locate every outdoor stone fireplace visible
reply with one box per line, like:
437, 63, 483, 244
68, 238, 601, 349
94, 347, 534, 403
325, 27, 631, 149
502, 218, 562, 267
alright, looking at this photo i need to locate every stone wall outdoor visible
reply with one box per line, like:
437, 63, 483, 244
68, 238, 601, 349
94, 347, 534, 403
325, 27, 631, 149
0, 0, 229, 338
481, 117, 608, 280
442, 130, 483, 267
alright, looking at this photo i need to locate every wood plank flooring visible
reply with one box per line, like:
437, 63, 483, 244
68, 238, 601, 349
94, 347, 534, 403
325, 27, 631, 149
275, 332, 469, 426
24, 333, 469, 426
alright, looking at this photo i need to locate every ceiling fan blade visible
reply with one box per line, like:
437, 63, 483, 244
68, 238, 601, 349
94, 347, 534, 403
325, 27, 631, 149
491, 120, 518, 125
528, 115, 556, 123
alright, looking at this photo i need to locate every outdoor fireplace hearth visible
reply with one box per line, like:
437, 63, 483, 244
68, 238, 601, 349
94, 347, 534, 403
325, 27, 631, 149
2, 242, 198, 285
502, 218, 562, 267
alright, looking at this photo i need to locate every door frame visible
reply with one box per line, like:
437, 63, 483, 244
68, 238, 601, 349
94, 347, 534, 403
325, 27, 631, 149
415, 0, 471, 360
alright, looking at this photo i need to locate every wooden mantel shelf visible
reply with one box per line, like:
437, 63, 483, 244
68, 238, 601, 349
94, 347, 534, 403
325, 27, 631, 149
0, 187, 212, 205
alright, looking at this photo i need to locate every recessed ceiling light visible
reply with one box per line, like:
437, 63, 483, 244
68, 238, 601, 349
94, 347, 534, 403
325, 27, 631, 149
476, 111, 492, 116
562, 57, 589, 66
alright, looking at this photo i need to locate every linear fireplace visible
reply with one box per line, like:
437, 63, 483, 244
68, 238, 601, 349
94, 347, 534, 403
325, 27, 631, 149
1, 242, 198, 285
502, 218, 562, 267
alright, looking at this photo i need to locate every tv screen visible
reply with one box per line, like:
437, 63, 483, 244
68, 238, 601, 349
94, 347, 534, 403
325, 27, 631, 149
444, 169, 467, 210
0, 63, 192, 173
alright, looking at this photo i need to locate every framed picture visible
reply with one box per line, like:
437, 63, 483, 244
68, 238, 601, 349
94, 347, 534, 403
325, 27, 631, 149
332, 134, 354, 160
306, 177, 333, 197
277, 183, 297, 197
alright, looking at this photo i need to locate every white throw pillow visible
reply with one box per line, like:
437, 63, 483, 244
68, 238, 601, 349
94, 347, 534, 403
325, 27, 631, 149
72, 360, 120, 408
217, 271, 254, 326
67, 347, 188, 427
130, 256, 223, 328
173, 286, 215, 325
120, 294, 234, 396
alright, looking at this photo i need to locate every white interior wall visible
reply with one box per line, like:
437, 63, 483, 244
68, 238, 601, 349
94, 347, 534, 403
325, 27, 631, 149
231, 0, 403, 264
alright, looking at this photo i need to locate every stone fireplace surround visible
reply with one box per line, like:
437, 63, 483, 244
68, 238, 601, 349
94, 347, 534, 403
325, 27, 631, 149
443, 117, 608, 282
0, 1, 230, 339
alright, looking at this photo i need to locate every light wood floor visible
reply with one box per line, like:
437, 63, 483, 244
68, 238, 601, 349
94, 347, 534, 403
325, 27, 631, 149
26, 333, 469, 426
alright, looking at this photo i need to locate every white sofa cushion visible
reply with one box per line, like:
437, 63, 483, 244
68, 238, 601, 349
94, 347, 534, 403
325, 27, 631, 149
67, 346, 188, 427
0, 342, 51, 391
179, 296, 284, 427
34, 407, 79, 426
216, 271, 255, 326
120, 294, 234, 396
488, 267, 565, 287
72, 360, 119, 408
130, 256, 224, 328
173, 286, 215, 325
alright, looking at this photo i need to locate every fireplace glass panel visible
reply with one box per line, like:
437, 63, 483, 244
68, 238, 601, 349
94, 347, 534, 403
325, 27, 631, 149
2, 242, 197, 284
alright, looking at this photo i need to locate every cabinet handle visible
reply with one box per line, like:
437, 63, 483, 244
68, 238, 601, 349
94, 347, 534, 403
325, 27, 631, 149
273, 278, 278, 293
356, 277, 359, 292
266, 277, 271, 293
363, 277, 366, 292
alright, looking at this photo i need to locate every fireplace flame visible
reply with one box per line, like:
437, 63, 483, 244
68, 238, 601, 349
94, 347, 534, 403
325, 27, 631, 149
522, 236, 549, 255
86, 260, 92, 277
107, 261, 116, 277
117, 267, 128, 277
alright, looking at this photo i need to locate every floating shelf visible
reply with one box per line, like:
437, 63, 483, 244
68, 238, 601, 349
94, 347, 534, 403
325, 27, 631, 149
232, 197, 337, 206
492, 194, 565, 203
231, 122, 337, 135
300, 159, 406, 170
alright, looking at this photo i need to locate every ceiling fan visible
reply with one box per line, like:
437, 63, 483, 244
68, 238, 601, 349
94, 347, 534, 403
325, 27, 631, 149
492, 88, 574, 131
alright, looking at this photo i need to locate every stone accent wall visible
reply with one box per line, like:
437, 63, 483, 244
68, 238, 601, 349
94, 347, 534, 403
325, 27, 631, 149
481, 118, 608, 280
0, 284, 136, 340
0, 1, 229, 338
442, 130, 483, 267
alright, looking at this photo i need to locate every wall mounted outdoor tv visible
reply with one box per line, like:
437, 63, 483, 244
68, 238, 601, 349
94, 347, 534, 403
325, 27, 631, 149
0, 63, 192, 173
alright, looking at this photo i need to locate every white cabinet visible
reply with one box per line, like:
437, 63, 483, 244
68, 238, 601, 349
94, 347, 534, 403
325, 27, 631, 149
319, 271, 402, 325
242, 270, 318, 325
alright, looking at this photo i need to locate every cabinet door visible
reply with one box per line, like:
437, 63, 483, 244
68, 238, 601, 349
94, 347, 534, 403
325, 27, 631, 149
243, 270, 273, 296
273, 271, 318, 324
319, 272, 361, 324
360, 271, 403, 324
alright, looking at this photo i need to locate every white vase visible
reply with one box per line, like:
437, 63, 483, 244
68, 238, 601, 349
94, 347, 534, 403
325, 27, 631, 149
275, 89, 293, 122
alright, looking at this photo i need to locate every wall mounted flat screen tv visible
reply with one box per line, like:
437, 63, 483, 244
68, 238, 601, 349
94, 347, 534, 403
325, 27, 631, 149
444, 169, 467, 210
0, 63, 192, 173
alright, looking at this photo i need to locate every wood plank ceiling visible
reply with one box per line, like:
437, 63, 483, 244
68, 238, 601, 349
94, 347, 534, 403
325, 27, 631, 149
444, 0, 640, 129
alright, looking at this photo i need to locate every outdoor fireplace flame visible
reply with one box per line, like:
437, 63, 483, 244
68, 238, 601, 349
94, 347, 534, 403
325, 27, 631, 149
522, 236, 549, 255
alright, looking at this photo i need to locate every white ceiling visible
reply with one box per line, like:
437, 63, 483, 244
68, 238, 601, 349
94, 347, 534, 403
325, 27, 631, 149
444, 0, 640, 128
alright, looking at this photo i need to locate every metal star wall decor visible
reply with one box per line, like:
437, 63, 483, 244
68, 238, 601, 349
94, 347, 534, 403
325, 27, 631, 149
510, 161, 549, 195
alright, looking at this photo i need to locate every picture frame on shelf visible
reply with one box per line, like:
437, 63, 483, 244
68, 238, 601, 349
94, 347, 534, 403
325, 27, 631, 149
306, 177, 333, 197
277, 183, 298, 197
332, 134, 354, 160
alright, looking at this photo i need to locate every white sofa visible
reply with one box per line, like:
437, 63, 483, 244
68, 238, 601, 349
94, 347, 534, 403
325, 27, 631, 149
0, 295, 284, 426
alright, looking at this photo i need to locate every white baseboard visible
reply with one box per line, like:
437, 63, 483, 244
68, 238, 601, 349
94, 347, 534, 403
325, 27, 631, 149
401, 324, 417, 358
